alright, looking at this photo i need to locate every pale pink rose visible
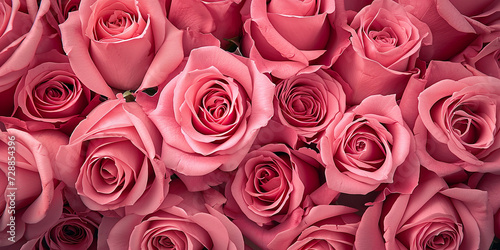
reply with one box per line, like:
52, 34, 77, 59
149, 46, 275, 177
167, 0, 244, 50
240, 0, 351, 79
274, 69, 347, 143
55, 96, 170, 215
59, 0, 184, 97
225, 143, 334, 226
398, 0, 500, 60
333, 0, 431, 105
453, 37, 500, 78
355, 169, 495, 250
0, 0, 51, 92
0, 119, 68, 246
102, 180, 244, 250
319, 94, 419, 195
415, 75, 500, 176
230, 204, 359, 250
13, 50, 100, 133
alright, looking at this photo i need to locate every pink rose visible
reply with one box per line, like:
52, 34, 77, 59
102, 180, 244, 250
468, 173, 500, 238
398, 0, 500, 60
274, 69, 346, 143
240, 0, 351, 79
167, 0, 244, 50
453, 37, 500, 78
149, 46, 275, 177
319, 94, 419, 194
355, 169, 495, 250
415, 75, 500, 176
55, 97, 170, 215
13, 50, 100, 133
59, 0, 184, 97
48, 0, 80, 23
333, 0, 431, 105
0, 119, 68, 246
225, 143, 333, 226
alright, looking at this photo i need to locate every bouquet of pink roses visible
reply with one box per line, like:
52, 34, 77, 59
1, 0, 499, 249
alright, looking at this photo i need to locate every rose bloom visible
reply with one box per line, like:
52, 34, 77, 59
166, 0, 244, 50
319, 94, 418, 195
274, 69, 346, 143
355, 169, 495, 250
13, 50, 100, 133
225, 143, 328, 226
149, 46, 274, 177
101, 180, 244, 250
397, 0, 500, 61
239, 0, 351, 79
59, 0, 184, 97
415, 75, 500, 176
55, 97, 170, 215
333, 0, 431, 105
0, 119, 68, 246
453, 37, 500, 78
468, 172, 500, 238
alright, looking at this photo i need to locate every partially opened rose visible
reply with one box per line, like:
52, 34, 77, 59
0, 119, 67, 246
274, 69, 346, 143
333, 0, 431, 104
60, 0, 184, 97
13, 50, 100, 132
319, 94, 418, 195
240, 0, 351, 79
225, 143, 326, 226
149, 46, 274, 177
55, 97, 170, 215
355, 169, 495, 250
415, 75, 500, 176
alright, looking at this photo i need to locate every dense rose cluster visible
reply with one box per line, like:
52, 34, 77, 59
0, 0, 499, 249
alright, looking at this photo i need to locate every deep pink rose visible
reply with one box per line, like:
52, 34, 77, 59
398, 0, 500, 60
102, 180, 244, 250
320, 94, 419, 195
167, 0, 244, 50
55, 97, 170, 215
355, 169, 495, 250
453, 37, 500, 78
48, 0, 80, 24
225, 143, 334, 226
149, 46, 275, 177
333, 0, 431, 105
59, 0, 184, 97
13, 50, 100, 133
240, 0, 351, 79
20, 192, 102, 250
0, 120, 68, 246
415, 75, 500, 176
274, 69, 346, 143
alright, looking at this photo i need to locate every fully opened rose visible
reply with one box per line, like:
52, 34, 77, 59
56, 97, 170, 215
60, 0, 183, 97
149, 46, 274, 177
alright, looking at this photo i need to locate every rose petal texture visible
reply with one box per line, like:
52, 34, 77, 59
453, 37, 500, 78
274, 69, 347, 143
398, 0, 500, 60
333, 0, 431, 105
320, 94, 418, 195
355, 169, 495, 250
13, 50, 100, 132
225, 143, 324, 226
103, 180, 244, 250
415, 75, 500, 176
240, 0, 351, 79
149, 46, 274, 177
0, 121, 68, 246
55, 97, 170, 215
59, 0, 184, 97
